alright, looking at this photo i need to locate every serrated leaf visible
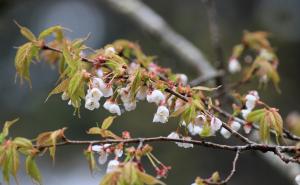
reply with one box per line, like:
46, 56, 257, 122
15, 21, 36, 41
101, 116, 116, 130
62, 42, 77, 70
45, 78, 70, 101
14, 42, 34, 84
67, 71, 83, 97
25, 156, 42, 184
38, 25, 63, 39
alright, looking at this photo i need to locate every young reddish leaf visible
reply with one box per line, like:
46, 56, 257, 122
14, 42, 38, 85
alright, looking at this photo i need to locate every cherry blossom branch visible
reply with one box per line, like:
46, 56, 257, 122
33, 135, 299, 163
203, 149, 241, 185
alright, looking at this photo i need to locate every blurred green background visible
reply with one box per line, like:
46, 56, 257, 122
0, 0, 300, 184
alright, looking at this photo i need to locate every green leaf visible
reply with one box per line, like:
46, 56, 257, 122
84, 150, 96, 174
14, 42, 34, 85
25, 156, 42, 184
246, 109, 265, 122
101, 116, 116, 130
11, 146, 20, 183
137, 170, 166, 185
87, 127, 119, 139
170, 103, 188, 118
15, 21, 36, 42
67, 71, 83, 97
0, 118, 19, 144
38, 25, 63, 40
130, 69, 142, 100
260, 113, 271, 143
62, 43, 77, 70
45, 78, 70, 101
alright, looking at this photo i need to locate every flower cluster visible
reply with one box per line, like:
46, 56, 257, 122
91, 143, 123, 173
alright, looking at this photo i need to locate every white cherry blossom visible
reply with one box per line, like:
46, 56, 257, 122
178, 137, 193, 148
153, 105, 169, 123
106, 159, 120, 173
124, 101, 136, 111
177, 74, 188, 85
147, 90, 165, 104
61, 92, 69, 101
228, 58, 241, 74
220, 127, 231, 139
210, 117, 222, 131
231, 121, 241, 131
85, 98, 100, 111
109, 103, 122, 116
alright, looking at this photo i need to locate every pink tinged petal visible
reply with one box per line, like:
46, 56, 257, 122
243, 124, 252, 134
96, 69, 104, 77
210, 117, 222, 131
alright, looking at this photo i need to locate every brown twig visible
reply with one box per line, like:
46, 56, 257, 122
204, 149, 241, 185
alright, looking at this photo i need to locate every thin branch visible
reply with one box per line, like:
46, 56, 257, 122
102, 0, 218, 79
204, 149, 241, 185
34, 135, 299, 164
